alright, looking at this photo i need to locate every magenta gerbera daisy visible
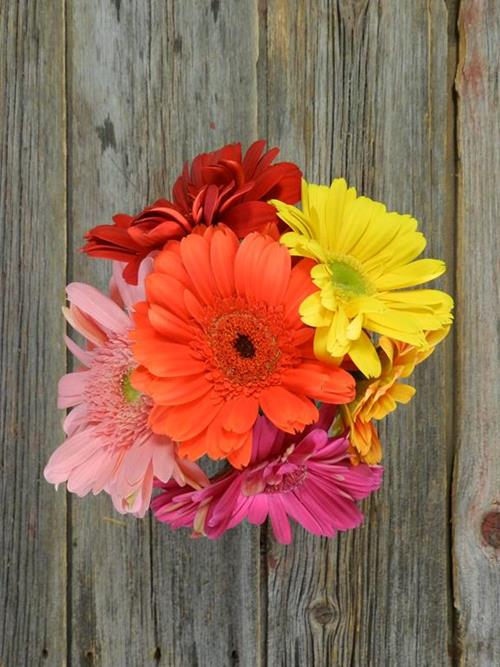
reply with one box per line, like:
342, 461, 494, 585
152, 407, 383, 544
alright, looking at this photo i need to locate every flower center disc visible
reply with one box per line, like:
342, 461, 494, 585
329, 256, 373, 298
84, 334, 151, 448
233, 332, 256, 358
265, 464, 308, 494
208, 308, 281, 387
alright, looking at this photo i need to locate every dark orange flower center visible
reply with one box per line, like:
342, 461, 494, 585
199, 299, 293, 398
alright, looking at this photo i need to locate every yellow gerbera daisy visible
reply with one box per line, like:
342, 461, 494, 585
271, 179, 454, 378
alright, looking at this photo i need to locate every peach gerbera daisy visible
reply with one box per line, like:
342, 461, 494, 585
343, 327, 450, 463
131, 225, 356, 468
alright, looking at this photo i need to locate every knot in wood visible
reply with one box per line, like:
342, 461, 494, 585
310, 602, 335, 625
481, 511, 500, 549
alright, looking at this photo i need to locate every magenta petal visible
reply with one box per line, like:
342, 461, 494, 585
268, 496, 292, 544
285, 492, 333, 537
246, 496, 269, 525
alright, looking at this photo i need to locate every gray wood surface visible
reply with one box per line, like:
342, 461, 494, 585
0, 1, 498, 666
0, 1, 67, 666
454, 2, 500, 665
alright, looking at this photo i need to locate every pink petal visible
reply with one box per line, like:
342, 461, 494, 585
66, 282, 130, 334
250, 416, 284, 463
113, 442, 153, 496
44, 428, 104, 483
150, 435, 176, 482
111, 257, 154, 311
63, 403, 88, 435
64, 334, 93, 366
58, 371, 88, 408
174, 457, 210, 488
63, 304, 107, 346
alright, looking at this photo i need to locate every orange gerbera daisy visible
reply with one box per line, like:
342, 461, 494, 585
343, 327, 449, 463
131, 225, 356, 468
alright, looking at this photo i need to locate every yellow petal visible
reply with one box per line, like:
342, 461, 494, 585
390, 383, 416, 404
313, 326, 338, 363
272, 201, 311, 237
348, 330, 382, 378
299, 292, 332, 327
374, 259, 447, 290
346, 313, 364, 340
326, 309, 350, 356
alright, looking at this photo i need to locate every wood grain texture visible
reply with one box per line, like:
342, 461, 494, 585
262, 1, 456, 664
454, 1, 500, 665
0, 1, 67, 666
1, 1, 499, 666
66, 1, 262, 666
147, 3, 264, 666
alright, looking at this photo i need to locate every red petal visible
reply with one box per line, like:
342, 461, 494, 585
221, 201, 278, 236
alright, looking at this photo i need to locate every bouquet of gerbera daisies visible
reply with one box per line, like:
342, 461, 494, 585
45, 140, 453, 544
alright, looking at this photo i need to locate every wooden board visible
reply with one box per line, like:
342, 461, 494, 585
263, 2, 457, 664
66, 2, 262, 665
1, 1, 499, 666
454, 1, 500, 665
0, 1, 67, 666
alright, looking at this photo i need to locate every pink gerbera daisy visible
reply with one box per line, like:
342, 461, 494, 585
152, 407, 383, 544
44, 260, 204, 517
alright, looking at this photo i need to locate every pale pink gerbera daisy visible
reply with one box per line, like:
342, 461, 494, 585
44, 260, 205, 517
152, 407, 383, 544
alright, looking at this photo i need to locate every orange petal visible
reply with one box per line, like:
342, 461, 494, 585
143, 374, 212, 406
145, 274, 190, 318
148, 303, 195, 342
284, 259, 316, 324
154, 247, 189, 284
179, 233, 216, 305
178, 433, 211, 462
220, 397, 259, 434
209, 225, 239, 297
227, 431, 253, 469
132, 340, 204, 377
234, 233, 269, 298
248, 239, 291, 305
259, 386, 318, 433
281, 363, 356, 404
155, 397, 223, 441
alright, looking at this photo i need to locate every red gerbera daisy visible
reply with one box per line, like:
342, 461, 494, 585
82, 141, 301, 284
130, 225, 355, 468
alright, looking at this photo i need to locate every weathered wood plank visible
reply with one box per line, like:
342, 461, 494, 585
0, 1, 67, 666
66, 1, 262, 665
262, 1, 456, 664
454, 2, 500, 665
148, 2, 264, 665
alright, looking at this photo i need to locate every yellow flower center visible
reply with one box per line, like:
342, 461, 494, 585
328, 254, 374, 298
